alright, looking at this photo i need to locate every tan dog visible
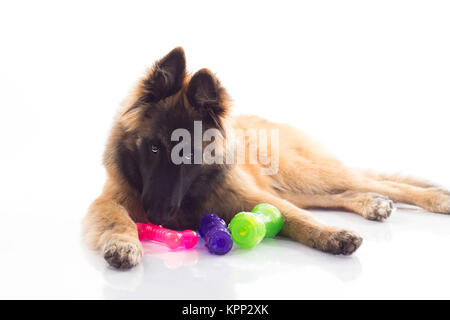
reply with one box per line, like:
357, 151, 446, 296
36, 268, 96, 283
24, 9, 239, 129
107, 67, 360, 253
82, 47, 450, 269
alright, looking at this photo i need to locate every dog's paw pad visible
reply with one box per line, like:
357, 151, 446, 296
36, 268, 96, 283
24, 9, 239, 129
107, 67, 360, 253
103, 238, 143, 269
324, 230, 363, 256
363, 195, 395, 221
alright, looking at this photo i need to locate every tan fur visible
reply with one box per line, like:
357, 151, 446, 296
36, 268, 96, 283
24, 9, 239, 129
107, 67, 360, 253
82, 48, 450, 268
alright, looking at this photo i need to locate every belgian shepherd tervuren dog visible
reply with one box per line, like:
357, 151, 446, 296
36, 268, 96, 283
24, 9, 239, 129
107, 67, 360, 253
83, 47, 450, 269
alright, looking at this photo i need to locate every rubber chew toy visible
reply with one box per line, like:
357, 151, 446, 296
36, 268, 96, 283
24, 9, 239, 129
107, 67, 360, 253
228, 203, 283, 249
199, 214, 233, 255
136, 222, 199, 250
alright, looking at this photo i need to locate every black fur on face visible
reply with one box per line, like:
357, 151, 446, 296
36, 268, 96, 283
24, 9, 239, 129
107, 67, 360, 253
116, 48, 229, 226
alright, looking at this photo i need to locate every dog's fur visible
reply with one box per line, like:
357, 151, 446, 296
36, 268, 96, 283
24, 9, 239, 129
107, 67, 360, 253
82, 47, 450, 269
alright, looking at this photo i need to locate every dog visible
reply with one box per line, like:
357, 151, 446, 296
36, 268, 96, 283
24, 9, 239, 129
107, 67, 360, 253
82, 47, 450, 269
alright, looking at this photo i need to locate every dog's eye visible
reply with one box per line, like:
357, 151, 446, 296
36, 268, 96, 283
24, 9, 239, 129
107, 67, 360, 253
151, 145, 159, 153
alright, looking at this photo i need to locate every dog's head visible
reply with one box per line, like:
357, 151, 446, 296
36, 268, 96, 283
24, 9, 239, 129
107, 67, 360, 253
112, 47, 230, 225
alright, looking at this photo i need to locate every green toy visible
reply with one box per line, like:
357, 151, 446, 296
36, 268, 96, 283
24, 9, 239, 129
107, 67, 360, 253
228, 203, 283, 249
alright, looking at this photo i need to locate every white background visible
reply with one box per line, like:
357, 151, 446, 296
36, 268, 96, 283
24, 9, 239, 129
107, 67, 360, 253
0, 1, 449, 299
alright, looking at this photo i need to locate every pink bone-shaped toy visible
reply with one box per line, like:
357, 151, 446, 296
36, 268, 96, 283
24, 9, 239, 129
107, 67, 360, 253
136, 222, 199, 250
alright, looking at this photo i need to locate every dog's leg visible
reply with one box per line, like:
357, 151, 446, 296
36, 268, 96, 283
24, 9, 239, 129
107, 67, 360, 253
82, 193, 143, 269
284, 191, 395, 221
354, 180, 450, 214
360, 170, 437, 189
278, 155, 449, 214
228, 188, 363, 255
271, 196, 362, 255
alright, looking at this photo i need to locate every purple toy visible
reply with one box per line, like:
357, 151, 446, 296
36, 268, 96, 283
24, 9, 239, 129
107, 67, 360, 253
199, 214, 233, 255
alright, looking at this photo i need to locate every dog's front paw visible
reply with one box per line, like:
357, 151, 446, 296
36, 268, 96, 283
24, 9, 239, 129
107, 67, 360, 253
322, 230, 363, 256
103, 235, 143, 269
362, 194, 395, 221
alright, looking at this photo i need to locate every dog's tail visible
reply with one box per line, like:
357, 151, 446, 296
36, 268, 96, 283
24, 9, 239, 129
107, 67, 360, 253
358, 169, 437, 188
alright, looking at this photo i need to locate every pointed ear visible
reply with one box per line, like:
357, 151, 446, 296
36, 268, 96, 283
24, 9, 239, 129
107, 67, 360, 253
186, 69, 228, 124
143, 47, 186, 102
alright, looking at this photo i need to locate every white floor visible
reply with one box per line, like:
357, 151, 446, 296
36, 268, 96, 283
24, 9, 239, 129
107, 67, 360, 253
2, 202, 450, 299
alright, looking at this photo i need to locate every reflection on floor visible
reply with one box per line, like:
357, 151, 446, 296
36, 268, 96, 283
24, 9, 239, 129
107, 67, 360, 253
1, 204, 449, 299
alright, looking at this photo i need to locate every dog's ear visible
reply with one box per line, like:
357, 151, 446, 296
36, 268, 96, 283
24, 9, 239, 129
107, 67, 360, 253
143, 47, 186, 102
186, 68, 229, 128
